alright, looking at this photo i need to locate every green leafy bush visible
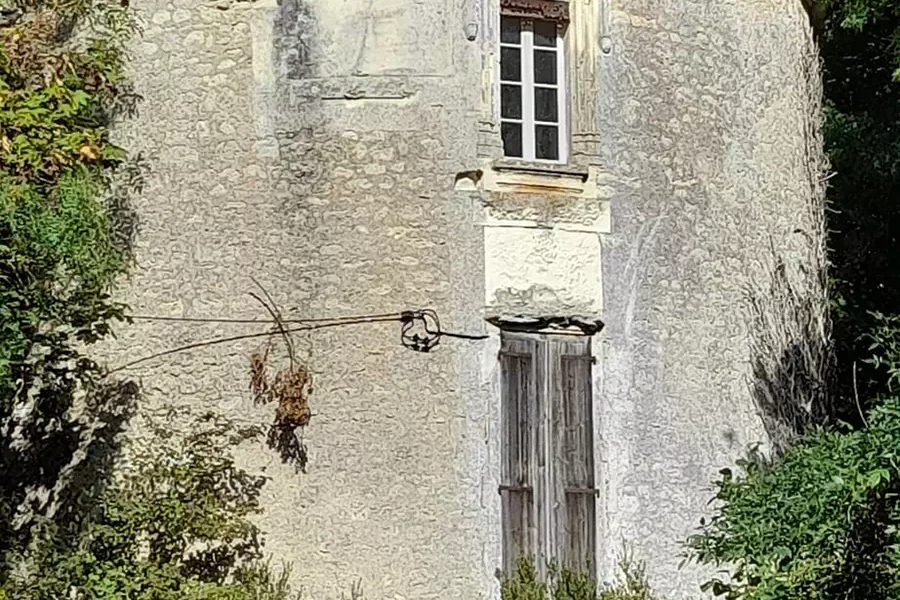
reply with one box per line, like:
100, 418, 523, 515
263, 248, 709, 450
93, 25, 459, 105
8, 408, 301, 600
0, 0, 139, 573
500, 554, 661, 600
0, 0, 136, 181
0, 168, 126, 386
866, 312, 900, 393
687, 315, 900, 600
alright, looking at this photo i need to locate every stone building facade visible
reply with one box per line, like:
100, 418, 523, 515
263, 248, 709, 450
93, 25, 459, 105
112, 0, 825, 597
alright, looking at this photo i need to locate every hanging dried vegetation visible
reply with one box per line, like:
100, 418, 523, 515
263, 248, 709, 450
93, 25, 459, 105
247, 279, 312, 471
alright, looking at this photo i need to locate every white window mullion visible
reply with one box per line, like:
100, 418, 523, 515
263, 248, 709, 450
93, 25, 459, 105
522, 23, 536, 162
556, 28, 568, 163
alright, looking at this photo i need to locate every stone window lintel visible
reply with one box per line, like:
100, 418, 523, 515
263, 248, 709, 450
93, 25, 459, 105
499, 0, 570, 22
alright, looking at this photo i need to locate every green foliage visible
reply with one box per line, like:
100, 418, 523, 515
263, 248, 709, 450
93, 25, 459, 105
500, 555, 660, 600
501, 561, 549, 600
7, 409, 300, 600
0, 80, 123, 181
687, 319, 900, 600
596, 557, 657, 600
822, 0, 899, 29
0, 0, 139, 573
866, 313, 900, 394
0, 0, 136, 181
820, 0, 900, 414
820, 0, 900, 78
0, 0, 139, 394
687, 422, 896, 599
0, 169, 126, 387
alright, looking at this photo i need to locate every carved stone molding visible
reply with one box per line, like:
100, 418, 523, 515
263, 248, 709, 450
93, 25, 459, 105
500, 0, 569, 22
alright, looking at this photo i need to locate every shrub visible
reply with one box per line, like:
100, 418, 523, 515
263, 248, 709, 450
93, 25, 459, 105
687, 313, 900, 600
501, 553, 661, 600
7, 407, 301, 600
0, 0, 140, 573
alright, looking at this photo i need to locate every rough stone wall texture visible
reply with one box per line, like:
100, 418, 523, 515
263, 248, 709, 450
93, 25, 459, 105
595, 0, 823, 595
112, 1, 491, 598
107, 0, 824, 598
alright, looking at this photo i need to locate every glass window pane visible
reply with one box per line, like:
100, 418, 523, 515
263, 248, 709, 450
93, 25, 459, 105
501, 16, 522, 44
534, 50, 557, 85
533, 20, 557, 47
534, 87, 558, 122
535, 125, 559, 160
501, 84, 522, 119
502, 122, 523, 158
501, 46, 521, 82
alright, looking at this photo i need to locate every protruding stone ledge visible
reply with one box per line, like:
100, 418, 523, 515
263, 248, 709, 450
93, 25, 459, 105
486, 314, 604, 336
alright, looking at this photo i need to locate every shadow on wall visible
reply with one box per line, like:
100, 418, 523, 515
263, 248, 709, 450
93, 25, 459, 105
105, 154, 147, 266
46, 159, 148, 529
747, 257, 833, 454
274, 0, 317, 80
1, 377, 140, 558
48, 379, 141, 531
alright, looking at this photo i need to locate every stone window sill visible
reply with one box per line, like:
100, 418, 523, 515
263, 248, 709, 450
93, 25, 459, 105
455, 158, 611, 233
491, 159, 590, 182
479, 159, 595, 197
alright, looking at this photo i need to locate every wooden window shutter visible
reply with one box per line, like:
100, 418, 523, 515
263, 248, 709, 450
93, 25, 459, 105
500, 332, 596, 578
553, 337, 596, 573
500, 334, 538, 575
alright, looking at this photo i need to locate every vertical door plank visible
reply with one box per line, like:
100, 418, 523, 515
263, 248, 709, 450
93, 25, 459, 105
545, 335, 564, 577
559, 338, 596, 575
500, 335, 538, 576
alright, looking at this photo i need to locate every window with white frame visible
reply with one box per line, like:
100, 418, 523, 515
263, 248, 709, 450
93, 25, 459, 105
499, 16, 568, 162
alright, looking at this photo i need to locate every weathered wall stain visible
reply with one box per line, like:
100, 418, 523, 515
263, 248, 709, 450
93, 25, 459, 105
107, 0, 826, 598
273, 0, 317, 79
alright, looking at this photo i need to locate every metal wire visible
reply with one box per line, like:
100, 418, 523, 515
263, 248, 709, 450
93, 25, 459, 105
125, 312, 404, 325
108, 316, 400, 374
109, 309, 488, 373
